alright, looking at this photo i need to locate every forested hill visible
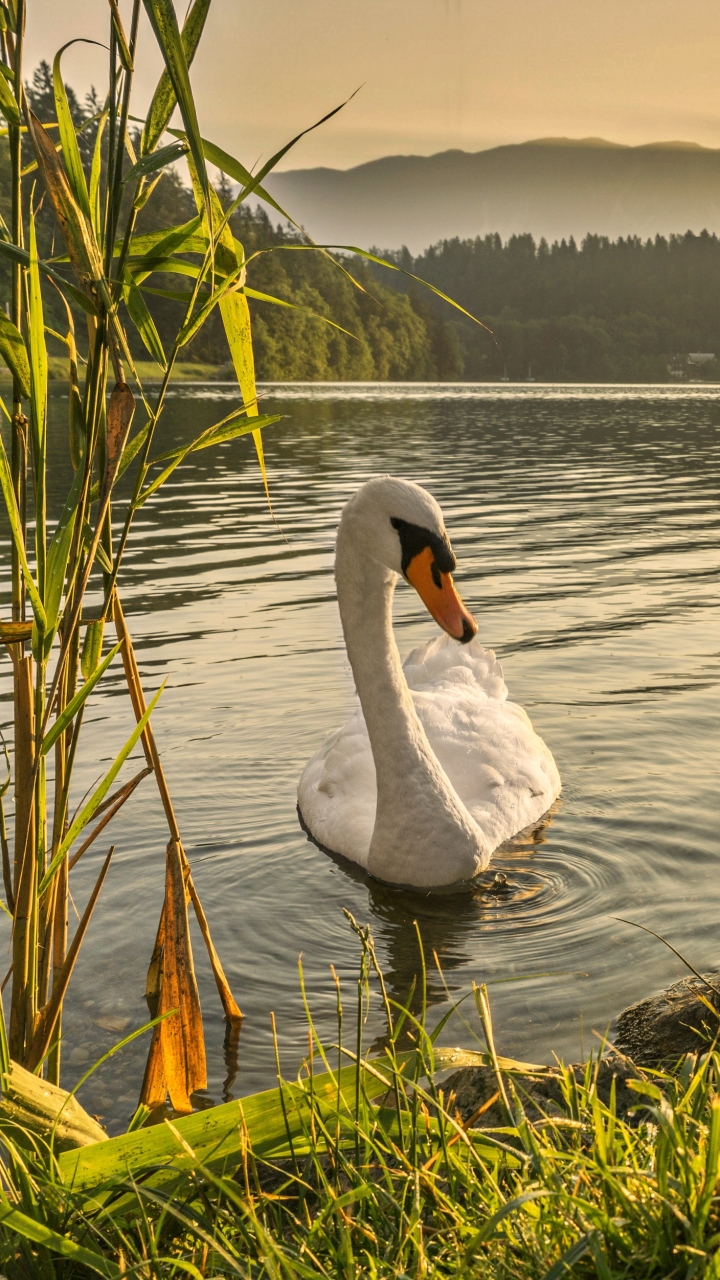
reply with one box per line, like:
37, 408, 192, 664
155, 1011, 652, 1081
378, 231, 720, 382
3, 63, 720, 383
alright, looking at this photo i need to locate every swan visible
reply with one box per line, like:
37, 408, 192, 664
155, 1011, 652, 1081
297, 477, 561, 889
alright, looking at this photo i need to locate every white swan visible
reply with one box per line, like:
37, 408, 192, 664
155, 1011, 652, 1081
298, 478, 561, 889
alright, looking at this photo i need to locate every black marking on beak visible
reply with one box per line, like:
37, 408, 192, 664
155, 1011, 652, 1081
460, 617, 475, 645
390, 517, 456, 576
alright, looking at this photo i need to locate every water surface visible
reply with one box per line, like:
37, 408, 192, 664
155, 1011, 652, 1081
2, 382, 719, 1132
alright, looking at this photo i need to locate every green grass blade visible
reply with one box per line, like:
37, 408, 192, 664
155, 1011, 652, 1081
141, 0, 210, 155
41, 642, 123, 758
39, 683, 164, 896
123, 139, 188, 185
53, 41, 95, 221
141, 0, 209, 209
122, 270, 166, 368
0, 309, 30, 396
0, 1197, 120, 1277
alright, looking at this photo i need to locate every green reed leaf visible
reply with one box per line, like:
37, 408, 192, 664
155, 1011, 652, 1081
25, 108, 105, 296
108, 0, 133, 71
243, 285, 357, 339
119, 214, 206, 260
0, 239, 99, 314
27, 209, 47, 460
222, 90, 359, 214
141, 0, 210, 156
122, 270, 166, 368
42, 641, 123, 758
151, 411, 281, 463
39, 683, 164, 896
175, 263, 244, 347
168, 129, 293, 222
141, 0, 209, 209
80, 618, 106, 681
0, 309, 30, 397
0, 433, 46, 630
37, 461, 85, 659
135, 413, 280, 508
128, 256, 200, 285
53, 42, 96, 222
89, 107, 107, 239
0, 61, 20, 126
123, 139, 188, 186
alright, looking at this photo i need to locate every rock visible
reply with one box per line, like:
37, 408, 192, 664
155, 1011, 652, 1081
94, 1015, 131, 1033
442, 971, 720, 1126
443, 1051, 640, 1126
614, 971, 720, 1065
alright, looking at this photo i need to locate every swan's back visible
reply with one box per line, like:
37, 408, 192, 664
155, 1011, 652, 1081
298, 635, 560, 870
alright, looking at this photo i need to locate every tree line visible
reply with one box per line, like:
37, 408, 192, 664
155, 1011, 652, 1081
3, 63, 720, 382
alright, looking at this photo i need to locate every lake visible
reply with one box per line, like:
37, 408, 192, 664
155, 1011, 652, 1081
1, 382, 719, 1133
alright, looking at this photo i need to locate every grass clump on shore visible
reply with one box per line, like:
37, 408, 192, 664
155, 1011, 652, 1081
0, 921, 718, 1278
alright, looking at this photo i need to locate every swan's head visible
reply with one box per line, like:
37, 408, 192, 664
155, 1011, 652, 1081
340, 477, 478, 644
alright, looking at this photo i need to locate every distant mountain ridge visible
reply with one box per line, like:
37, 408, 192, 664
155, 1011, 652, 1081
262, 138, 720, 253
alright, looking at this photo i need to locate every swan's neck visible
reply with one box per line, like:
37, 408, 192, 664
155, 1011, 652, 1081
335, 525, 488, 886
336, 532, 417, 765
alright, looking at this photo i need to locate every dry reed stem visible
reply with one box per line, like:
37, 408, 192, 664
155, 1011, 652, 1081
27, 846, 114, 1072
10, 654, 36, 1062
114, 591, 242, 1023
68, 766, 152, 870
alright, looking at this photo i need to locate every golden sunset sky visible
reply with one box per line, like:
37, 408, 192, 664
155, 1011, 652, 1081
23, 0, 720, 170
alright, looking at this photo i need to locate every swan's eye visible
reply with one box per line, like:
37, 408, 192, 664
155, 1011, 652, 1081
390, 516, 457, 576
431, 561, 442, 589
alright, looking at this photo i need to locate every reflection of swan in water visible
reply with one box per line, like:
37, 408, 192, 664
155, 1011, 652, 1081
309, 802, 562, 1047
298, 477, 561, 889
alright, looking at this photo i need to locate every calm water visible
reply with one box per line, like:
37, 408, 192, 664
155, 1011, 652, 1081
1, 382, 719, 1133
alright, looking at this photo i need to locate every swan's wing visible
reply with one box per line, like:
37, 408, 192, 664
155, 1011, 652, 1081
404, 635, 561, 850
298, 634, 561, 869
297, 707, 376, 868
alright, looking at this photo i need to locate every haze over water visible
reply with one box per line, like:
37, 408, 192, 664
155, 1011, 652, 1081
2, 382, 719, 1132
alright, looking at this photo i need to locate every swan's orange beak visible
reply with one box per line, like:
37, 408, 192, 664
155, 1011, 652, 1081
405, 546, 478, 644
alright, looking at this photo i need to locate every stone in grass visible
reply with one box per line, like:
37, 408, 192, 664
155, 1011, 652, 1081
443, 971, 720, 1127
442, 1052, 640, 1128
614, 970, 720, 1065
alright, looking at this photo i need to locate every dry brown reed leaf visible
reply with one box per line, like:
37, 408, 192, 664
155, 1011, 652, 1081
141, 839, 207, 1115
102, 382, 135, 502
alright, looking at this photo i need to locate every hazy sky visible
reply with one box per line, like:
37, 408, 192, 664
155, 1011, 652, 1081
21, 0, 720, 171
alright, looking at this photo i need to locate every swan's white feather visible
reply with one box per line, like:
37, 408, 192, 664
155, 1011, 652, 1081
298, 634, 561, 870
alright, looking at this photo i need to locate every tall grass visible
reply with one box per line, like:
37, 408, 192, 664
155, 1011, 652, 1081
0, 919, 717, 1277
